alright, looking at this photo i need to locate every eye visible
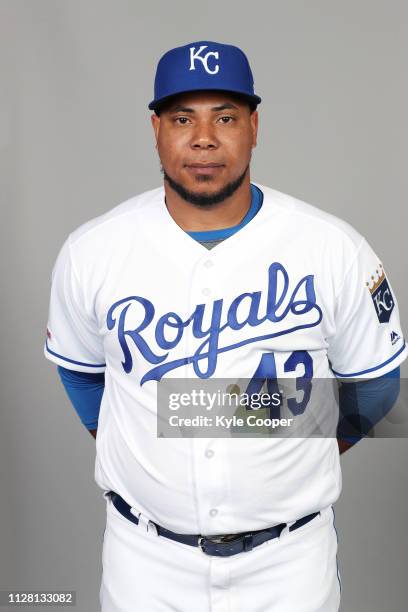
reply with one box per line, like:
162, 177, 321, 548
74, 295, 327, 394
218, 116, 235, 124
174, 116, 191, 125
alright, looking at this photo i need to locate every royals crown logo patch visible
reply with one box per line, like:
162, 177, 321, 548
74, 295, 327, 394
366, 263, 394, 323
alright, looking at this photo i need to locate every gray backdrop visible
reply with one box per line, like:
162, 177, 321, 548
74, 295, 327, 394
1, 1, 407, 611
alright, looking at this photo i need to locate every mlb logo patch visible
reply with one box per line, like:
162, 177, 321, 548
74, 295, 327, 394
390, 331, 400, 345
366, 264, 394, 323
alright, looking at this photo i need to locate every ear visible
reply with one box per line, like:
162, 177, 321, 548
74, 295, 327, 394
151, 113, 160, 146
250, 110, 259, 148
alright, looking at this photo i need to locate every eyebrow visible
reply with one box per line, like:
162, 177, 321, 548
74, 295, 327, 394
168, 102, 239, 113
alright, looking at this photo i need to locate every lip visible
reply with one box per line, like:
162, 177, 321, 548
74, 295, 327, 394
185, 162, 224, 175
186, 163, 224, 167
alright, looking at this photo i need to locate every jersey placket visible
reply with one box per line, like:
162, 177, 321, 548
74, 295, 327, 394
185, 250, 234, 536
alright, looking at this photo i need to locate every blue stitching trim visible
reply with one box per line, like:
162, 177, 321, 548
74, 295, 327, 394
45, 339, 106, 368
332, 341, 406, 377
332, 506, 342, 596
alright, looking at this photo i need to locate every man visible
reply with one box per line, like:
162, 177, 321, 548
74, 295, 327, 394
44, 41, 407, 611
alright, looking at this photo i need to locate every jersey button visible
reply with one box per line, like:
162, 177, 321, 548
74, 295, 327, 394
204, 260, 214, 268
202, 288, 211, 296
205, 449, 214, 458
209, 508, 218, 517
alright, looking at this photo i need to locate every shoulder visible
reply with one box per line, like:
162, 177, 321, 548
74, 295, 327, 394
67, 185, 164, 250
255, 182, 365, 253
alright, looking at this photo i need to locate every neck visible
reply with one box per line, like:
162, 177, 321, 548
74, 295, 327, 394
163, 174, 252, 232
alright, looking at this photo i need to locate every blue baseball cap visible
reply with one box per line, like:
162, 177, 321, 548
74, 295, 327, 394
148, 40, 262, 111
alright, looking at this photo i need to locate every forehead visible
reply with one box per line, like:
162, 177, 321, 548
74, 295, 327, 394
160, 90, 248, 112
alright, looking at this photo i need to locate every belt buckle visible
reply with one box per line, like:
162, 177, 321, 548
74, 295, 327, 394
198, 532, 248, 555
198, 536, 209, 553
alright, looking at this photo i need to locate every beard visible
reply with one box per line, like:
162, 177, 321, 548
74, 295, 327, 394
161, 164, 250, 207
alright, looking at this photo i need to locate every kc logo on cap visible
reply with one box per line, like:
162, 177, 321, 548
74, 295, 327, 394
148, 40, 261, 111
189, 45, 220, 75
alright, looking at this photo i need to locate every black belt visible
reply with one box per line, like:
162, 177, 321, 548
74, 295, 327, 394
107, 491, 320, 557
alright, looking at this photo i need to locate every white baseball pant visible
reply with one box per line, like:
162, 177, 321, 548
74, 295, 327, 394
99, 494, 342, 611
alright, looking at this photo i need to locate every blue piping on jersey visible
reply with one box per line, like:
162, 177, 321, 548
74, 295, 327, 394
331, 507, 342, 596
331, 341, 406, 377
186, 183, 263, 241
45, 339, 106, 369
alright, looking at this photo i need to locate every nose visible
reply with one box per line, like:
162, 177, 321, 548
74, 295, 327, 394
190, 121, 219, 150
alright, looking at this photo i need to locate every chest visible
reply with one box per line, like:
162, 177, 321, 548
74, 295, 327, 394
93, 237, 336, 383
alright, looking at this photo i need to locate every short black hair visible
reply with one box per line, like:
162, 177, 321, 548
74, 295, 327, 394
154, 91, 257, 116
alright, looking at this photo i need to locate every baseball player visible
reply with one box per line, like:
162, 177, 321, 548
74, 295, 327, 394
44, 41, 407, 611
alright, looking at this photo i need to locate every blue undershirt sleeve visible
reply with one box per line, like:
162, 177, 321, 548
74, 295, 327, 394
337, 366, 400, 444
57, 365, 105, 430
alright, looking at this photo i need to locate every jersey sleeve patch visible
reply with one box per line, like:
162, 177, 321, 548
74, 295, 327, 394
366, 263, 394, 323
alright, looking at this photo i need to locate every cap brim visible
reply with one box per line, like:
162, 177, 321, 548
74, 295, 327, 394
148, 87, 261, 111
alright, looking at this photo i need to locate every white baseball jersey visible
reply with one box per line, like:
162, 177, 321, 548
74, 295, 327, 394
44, 183, 407, 534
